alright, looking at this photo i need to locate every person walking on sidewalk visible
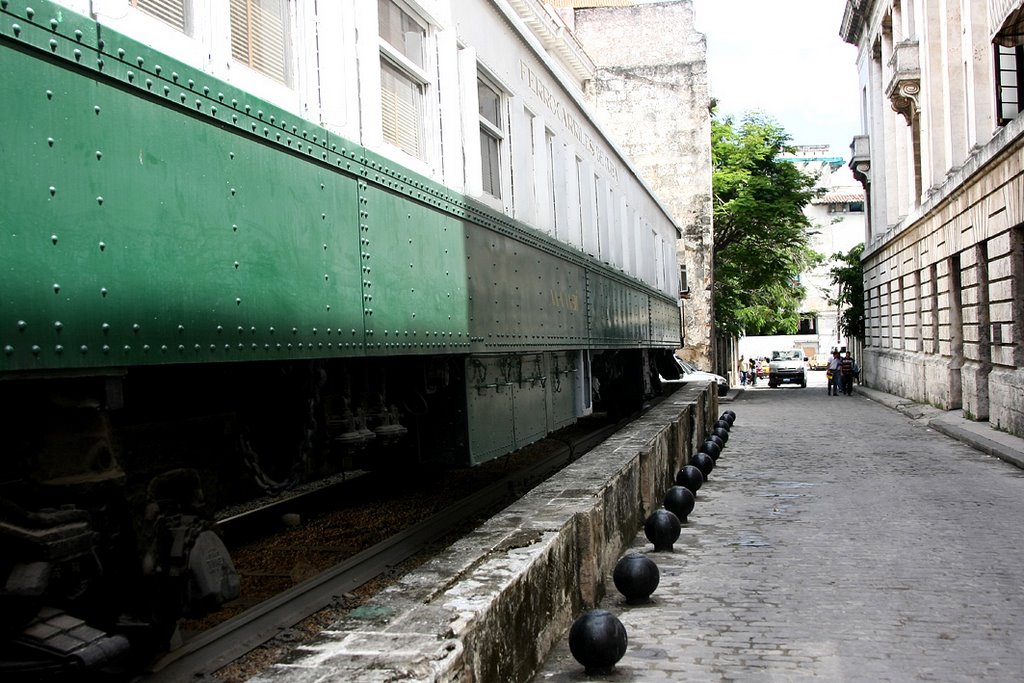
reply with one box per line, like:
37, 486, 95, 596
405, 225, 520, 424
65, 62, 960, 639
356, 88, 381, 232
827, 350, 842, 396
839, 352, 855, 395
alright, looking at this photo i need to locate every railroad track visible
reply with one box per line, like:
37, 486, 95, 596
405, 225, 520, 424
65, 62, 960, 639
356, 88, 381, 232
141, 416, 626, 682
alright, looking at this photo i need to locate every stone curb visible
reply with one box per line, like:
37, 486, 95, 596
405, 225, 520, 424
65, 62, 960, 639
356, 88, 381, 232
927, 418, 1024, 470
855, 385, 1024, 471
250, 383, 718, 683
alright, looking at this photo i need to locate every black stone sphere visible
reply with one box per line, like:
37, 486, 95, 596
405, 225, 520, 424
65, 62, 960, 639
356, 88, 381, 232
644, 508, 681, 551
663, 485, 696, 522
721, 410, 736, 424
700, 439, 721, 460
709, 433, 725, 450
713, 426, 730, 444
714, 418, 731, 432
613, 553, 660, 603
691, 451, 714, 477
674, 464, 704, 494
568, 609, 628, 674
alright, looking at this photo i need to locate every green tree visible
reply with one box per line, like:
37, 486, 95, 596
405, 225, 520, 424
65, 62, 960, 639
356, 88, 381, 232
827, 243, 865, 340
712, 112, 821, 336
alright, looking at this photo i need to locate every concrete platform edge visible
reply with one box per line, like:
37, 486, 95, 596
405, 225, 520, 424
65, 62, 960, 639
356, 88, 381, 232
249, 383, 717, 683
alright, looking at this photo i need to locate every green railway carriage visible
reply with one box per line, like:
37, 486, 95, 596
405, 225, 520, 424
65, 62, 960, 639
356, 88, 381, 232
0, 0, 684, 670
1, 0, 681, 460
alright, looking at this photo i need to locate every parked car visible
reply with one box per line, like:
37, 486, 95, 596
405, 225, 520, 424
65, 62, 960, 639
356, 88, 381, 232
808, 356, 829, 370
661, 357, 730, 396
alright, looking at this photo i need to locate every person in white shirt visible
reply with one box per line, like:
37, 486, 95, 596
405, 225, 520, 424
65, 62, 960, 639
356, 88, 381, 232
826, 350, 842, 396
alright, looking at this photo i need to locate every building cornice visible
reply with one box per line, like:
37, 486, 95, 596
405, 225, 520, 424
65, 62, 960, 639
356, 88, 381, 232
840, 0, 869, 45
505, 0, 596, 82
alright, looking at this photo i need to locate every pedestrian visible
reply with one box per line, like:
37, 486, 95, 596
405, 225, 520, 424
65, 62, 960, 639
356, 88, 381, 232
839, 351, 855, 395
826, 350, 842, 396
739, 356, 749, 386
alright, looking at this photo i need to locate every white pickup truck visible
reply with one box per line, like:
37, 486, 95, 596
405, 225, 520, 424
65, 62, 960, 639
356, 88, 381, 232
767, 350, 807, 388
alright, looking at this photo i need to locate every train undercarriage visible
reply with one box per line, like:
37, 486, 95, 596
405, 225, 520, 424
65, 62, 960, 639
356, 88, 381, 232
0, 348, 671, 678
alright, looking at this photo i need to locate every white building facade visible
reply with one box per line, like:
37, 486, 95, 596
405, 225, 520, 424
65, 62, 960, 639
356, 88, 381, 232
842, 0, 1024, 434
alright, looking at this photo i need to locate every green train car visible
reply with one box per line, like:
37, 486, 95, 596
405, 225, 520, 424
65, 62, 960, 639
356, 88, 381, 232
0, 0, 684, 671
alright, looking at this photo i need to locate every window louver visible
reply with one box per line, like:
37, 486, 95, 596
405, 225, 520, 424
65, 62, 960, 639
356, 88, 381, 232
230, 0, 289, 84
381, 61, 422, 158
133, 0, 189, 33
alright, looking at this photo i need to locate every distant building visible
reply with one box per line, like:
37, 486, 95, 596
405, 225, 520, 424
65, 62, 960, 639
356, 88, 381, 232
841, 0, 1024, 435
737, 146, 865, 366
780, 145, 866, 357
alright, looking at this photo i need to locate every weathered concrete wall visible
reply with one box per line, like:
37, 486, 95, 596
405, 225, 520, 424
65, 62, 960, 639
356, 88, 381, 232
863, 348, 962, 411
251, 382, 717, 683
990, 368, 1024, 435
571, 1, 713, 367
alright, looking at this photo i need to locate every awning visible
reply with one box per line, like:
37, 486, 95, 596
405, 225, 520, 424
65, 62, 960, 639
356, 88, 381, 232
991, 0, 1024, 47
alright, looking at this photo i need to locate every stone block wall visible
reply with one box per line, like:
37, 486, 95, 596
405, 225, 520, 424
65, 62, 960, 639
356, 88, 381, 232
990, 368, 1024, 435
860, 128, 1024, 435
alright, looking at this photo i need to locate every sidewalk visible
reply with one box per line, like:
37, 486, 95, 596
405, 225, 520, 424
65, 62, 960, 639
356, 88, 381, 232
853, 384, 1024, 470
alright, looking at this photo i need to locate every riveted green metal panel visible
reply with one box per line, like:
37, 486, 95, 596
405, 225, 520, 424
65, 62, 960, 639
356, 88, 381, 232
587, 271, 648, 347
1, 1, 98, 67
0, 39, 364, 371
1, 0, 680, 376
360, 185, 469, 355
465, 223, 588, 352
650, 296, 682, 347
93, 28, 337, 163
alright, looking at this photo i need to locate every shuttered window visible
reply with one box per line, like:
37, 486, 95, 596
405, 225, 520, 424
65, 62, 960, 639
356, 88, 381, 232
379, 0, 428, 159
478, 78, 503, 199
381, 61, 423, 158
132, 0, 190, 33
230, 0, 290, 85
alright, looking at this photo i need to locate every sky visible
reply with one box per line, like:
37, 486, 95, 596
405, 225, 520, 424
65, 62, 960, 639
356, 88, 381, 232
688, 0, 862, 160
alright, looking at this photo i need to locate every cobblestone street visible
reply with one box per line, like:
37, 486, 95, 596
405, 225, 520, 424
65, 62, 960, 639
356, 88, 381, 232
536, 374, 1024, 681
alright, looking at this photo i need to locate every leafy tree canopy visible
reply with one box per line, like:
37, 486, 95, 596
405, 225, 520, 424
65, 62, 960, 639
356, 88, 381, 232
712, 112, 821, 336
828, 243, 866, 340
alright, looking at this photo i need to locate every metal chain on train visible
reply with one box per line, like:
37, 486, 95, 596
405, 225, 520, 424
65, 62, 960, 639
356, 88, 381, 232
237, 362, 326, 495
